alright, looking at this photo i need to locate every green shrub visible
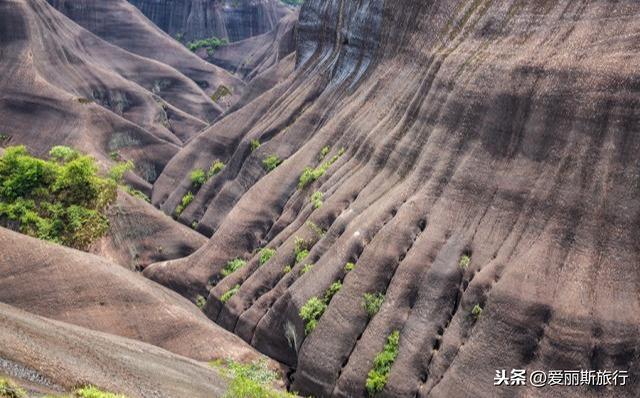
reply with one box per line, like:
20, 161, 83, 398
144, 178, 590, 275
299, 296, 326, 335
297, 149, 345, 190
210, 359, 295, 398
222, 258, 246, 276
208, 160, 225, 178
108, 160, 134, 184
196, 295, 207, 309
344, 262, 355, 272
299, 263, 314, 275
258, 248, 276, 265
363, 292, 385, 318
109, 151, 120, 161
175, 191, 194, 215
306, 220, 325, 237
250, 139, 261, 152
459, 254, 471, 269
296, 249, 309, 264
49, 145, 79, 163
190, 168, 207, 188
472, 304, 483, 319
365, 331, 400, 396
0, 378, 26, 398
186, 36, 228, 53
324, 281, 342, 302
319, 146, 330, 160
221, 284, 240, 303
123, 186, 150, 202
283, 265, 292, 274
0, 146, 117, 250
293, 237, 310, 263
310, 191, 323, 209
75, 385, 127, 398
262, 155, 282, 172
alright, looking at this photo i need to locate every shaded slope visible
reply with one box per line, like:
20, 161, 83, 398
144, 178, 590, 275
47, 0, 244, 108
0, 303, 228, 398
0, 0, 219, 183
128, 0, 292, 42
0, 227, 276, 366
145, 1, 640, 397
91, 191, 208, 270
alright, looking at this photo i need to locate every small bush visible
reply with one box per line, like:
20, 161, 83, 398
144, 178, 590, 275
123, 185, 150, 202
250, 139, 261, 152
221, 284, 241, 303
310, 191, 323, 209
297, 149, 345, 190
258, 248, 276, 265
472, 304, 483, 319
186, 36, 228, 53
306, 220, 325, 237
365, 331, 400, 396
222, 258, 246, 277
175, 191, 194, 215
108, 160, 134, 185
208, 160, 225, 178
283, 265, 292, 274
211, 359, 295, 398
324, 281, 342, 302
296, 249, 309, 264
319, 146, 330, 160
76, 385, 127, 398
459, 254, 471, 269
293, 237, 309, 263
49, 145, 79, 163
190, 168, 207, 188
0, 378, 26, 398
262, 155, 282, 172
363, 292, 385, 318
196, 295, 207, 309
344, 262, 355, 272
299, 296, 327, 335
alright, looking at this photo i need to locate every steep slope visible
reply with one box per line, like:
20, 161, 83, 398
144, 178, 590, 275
0, 0, 220, 184
47, 0, 244, 107
145, 1, 640, 397
128, 0, 292, 42
0, 227, 277, 367
91, 191, 208, 270
0, 303, 228, 398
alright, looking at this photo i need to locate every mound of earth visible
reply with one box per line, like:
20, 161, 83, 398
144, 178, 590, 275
47, 0, 244, 108
0, 0, 223, 184
91, 191, 208, 270
0, 303, 228, 398
144, 0, 640, 397
128, 0, 292, 43
0, 227, 277, 367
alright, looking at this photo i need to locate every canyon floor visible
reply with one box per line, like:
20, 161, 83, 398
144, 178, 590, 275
1, 1, 639, 398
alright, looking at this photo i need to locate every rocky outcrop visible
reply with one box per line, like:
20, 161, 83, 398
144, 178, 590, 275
128, 0, 292, 42
0, 303, 228, 398
145, 1, 640, 397
47, 0, 244, 106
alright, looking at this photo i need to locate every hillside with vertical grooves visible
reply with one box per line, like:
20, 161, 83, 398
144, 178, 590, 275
144, 1, 640, 397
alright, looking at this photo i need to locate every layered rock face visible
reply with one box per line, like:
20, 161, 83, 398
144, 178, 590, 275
145, 1, 640, 397
127, 0, 292, 42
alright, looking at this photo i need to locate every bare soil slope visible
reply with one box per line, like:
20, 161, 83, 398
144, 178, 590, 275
0, 303, 228, 398
145, 1, 640, 397
0, 227, 275, 366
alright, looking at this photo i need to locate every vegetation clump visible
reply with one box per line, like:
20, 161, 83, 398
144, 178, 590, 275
186, 36, 228, 54
0, 146, 117, 250
299, 281, 343, 335
262, 155, 282, 172
250, 139, 261, 152
363, 292, 385, 318
221, 284, 241, 303
365, 331, 400, 396
306, 220, 325, 237
344, 262, 356, 272
75, 386, 128, 398
222, 258, 247, 277
472, 304, 483, 319
211, 85, 231, 102
258, 248, 276, 265
210, 359, 295, 398
0, 378, 26, 398
294, 237, 309, 263
299, 263, 314, 275
310, 191, 323, 209
282, 265, 292, 274
208, 160, 225, 178
190, 168, 206, 188
175, 191, 194, 215
297, 147, 345, 190
196, 295, 207, 309
459, 254, 471, 269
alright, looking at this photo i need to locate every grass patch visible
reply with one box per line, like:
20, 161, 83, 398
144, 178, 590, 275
459, 254, 471, 269
123, 185, 150, 202
294, 237, 309, 263
262, 155, 282, 172
190, 168, 206, 188
187, 36, 228, 54
222, 258, 247, 277
472, 304, 483, 319
344, 262, 355, 272
258, 248, 276, 265
208, 160, 225, 178
250, 139, 261, 152
319, 146, 330, 161
299, 263, 314, 275
76, 386, 127, 398
196, 295, 207, 309
365, 331, 400, 396
310, 191, 323, 209
299, 281, 342, 335
221, 284, 240, 303
283, 265, 292, 274
363, 292, 385, 318
297, 148, 345, 190
0, 378, 26, 398
0, 146, 117, 250
210, 359, 295, 398
108, 160, 134, 184
306, 221, 325, 237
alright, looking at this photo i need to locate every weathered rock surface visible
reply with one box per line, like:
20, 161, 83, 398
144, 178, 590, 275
0, 302, 228, 398
47, 0, 244, 107
91, 191, 208, 270
0, 227, 276, 367
145, 1, 640, 397
128, 0, 292, 42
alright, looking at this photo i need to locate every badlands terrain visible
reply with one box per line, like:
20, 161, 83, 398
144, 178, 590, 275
1, 0, 639, 397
